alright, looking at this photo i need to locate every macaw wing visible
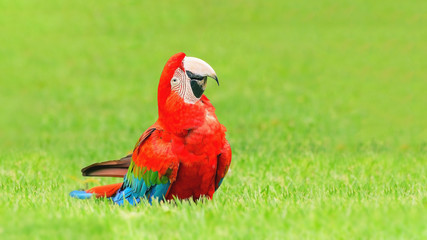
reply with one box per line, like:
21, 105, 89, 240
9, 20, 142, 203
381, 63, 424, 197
215, 139, 232, 190
80, 154, 132, 177
80, 128, 157, 178
113, 127, 179, 205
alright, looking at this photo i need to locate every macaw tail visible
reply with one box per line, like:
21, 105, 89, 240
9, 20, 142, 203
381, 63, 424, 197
70, 183, 123, 199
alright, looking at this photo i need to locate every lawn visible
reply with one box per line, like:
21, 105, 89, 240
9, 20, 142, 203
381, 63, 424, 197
0, 0, 426, 239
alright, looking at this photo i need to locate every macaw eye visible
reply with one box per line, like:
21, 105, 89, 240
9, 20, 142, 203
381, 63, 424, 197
171, 78, 179, 86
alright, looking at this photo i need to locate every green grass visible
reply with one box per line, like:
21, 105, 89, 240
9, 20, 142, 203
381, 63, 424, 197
1, 0, 426, 239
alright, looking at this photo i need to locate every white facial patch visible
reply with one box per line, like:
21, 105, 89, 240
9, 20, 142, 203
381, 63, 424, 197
170, 68, 200, 104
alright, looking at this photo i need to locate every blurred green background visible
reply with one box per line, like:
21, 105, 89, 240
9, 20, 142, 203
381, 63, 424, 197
0, 0, 426, 239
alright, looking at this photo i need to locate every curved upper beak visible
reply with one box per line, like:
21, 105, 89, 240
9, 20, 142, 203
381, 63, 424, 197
183, 56, 219, 86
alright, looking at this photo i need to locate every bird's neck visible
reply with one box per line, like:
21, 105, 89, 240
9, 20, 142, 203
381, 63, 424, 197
158, 93, 206, 134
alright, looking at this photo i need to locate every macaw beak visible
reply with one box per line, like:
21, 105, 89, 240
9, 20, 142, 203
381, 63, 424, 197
183, 56, 219, 98
184, 57, 219, 85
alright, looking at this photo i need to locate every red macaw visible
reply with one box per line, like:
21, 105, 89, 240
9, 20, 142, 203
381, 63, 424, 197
70, 52, 231, 205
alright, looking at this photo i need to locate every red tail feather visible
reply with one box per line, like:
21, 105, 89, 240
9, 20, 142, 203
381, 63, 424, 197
86, 183, 122, 198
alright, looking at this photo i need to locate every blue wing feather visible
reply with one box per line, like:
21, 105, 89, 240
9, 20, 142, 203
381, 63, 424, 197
70, 190, 94, 199
216, 178, 224, 190
112, 173, 171, 205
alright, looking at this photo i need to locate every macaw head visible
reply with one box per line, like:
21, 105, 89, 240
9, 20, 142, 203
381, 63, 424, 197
157, 52, 219, 132
157, 52, 218, 106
